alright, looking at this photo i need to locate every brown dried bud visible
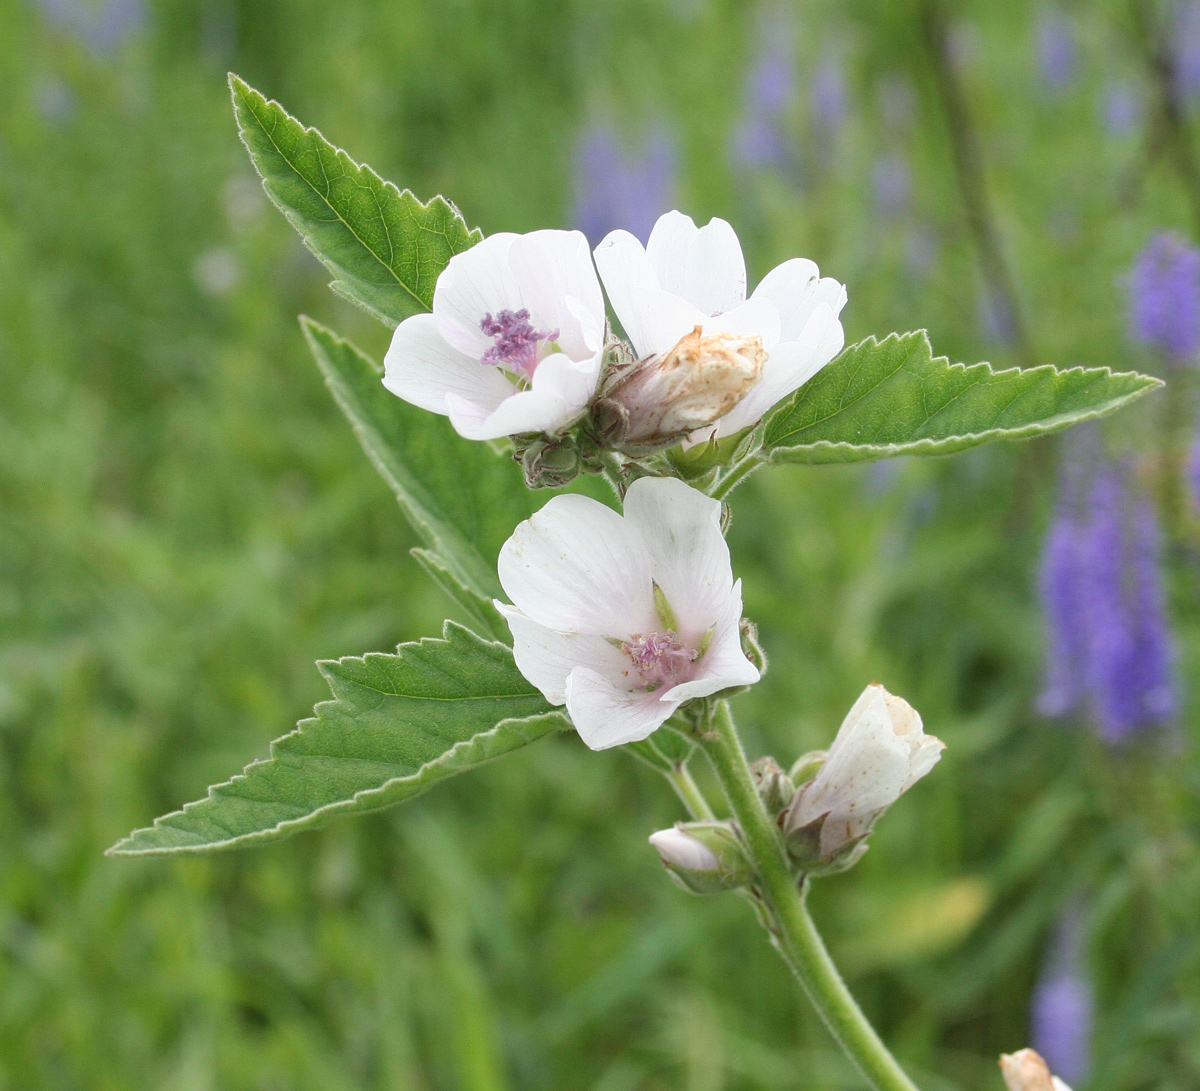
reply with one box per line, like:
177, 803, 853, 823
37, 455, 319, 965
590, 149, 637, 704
999, 1049, 1073, 1091
594, 326, 765, 454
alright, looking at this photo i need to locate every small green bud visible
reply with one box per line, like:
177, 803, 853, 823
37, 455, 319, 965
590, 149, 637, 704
787, 749, 827, 785
648, 821, 753, 895
518, 437, 582, 489
750, 756, 796, 813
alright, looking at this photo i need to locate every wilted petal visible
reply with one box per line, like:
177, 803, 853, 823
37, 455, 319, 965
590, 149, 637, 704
714, 301, 844, 436
384, 312, 512, 416
565, 666, 678, 748
498, 494, 656, 636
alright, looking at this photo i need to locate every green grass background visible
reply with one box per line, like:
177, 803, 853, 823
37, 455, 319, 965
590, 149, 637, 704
2, 0, 1199, 1088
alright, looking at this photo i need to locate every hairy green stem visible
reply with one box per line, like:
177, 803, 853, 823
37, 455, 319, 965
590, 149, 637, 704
698, 701, 922, 1091
664, 762, 717, 821
709, 457, 762, 501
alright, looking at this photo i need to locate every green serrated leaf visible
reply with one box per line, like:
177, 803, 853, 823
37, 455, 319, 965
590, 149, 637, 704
108, 623, 568, 856
303, 317, 542, 601
761, 330, 1161, 463
229, 74, 481, 326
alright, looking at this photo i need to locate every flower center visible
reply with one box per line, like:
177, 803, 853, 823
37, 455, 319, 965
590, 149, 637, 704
479, 309, 559, 380
622, 629, 699, 690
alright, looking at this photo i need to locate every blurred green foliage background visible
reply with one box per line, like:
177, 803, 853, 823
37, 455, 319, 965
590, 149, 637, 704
2, 0, 1199, 1088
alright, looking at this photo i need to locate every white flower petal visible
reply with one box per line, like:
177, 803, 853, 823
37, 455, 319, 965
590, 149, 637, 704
383, 312, 513, 416
496, 604, 632, 706
713, 301, 845, 436
445, 387, 568, 441
433, 233, 522, 358
565, 666, 679, 749
595, 229, 706, 358
649, 828, 720, 870
751, 259, 847, 343
498, 494, 657, 636
622, 477, 734, 640
795, 686, 913, 827
663, 581, 759, 702
507, 229, 605, 360
684, 217, 748, 317
645, 210, 700, 296
647, 212, 748, 317
704, 296, 781, 349
530, 350, 604, 420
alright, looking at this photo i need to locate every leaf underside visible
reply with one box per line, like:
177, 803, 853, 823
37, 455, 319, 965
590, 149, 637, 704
108, 624, 567, 856
230, 73, 481, 327
762, 331, 1161, 463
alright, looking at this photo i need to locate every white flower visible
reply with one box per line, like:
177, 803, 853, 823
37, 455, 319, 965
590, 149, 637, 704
593, 210, 847, 442
1000, 1049, 1073, 1091
783, 683, 944, 860
383, 229, 606, 441
495, 476, 760, 750
649, 827, 721, 872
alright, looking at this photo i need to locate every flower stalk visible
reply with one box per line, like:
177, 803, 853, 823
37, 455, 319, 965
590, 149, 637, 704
696, 700, 923, 1091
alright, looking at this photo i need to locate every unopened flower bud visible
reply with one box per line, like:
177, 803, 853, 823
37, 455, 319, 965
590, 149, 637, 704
751, 756, 796, 814
1000, 1049, 1073, 1091
518, 436, 581, 489
594, 325, 765, 454
649, 821, 753, 895
782, 684, 944, 875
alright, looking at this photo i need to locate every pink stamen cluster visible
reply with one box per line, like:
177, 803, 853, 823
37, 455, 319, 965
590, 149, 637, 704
622, 630, 699, 690
479, 308, 559, 379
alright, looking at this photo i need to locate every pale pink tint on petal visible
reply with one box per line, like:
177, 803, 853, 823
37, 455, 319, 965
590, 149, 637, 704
497, 604, 634, 706
622, 477, 733, 640
383, 313, 512, 415
433, 233, 523, 358
498, 495, 657, 636
565, 666, 679, 749
507, 229, 605, 360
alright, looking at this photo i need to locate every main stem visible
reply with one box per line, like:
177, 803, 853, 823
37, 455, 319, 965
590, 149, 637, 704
699, 701, 922, 1091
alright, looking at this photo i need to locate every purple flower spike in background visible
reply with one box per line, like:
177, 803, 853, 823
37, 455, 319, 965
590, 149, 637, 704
1101, 82, 1142, 136
733, 11, 796, 171
573, 124, 676, 245
872, 153, 911, 219
1038, 439, 1177, 741
36, 0, 146, 56
1037, 10, 1077, 93
1129, 232, 1200, 362
812, 53, 848, 138
1177, 1, 1200, 98
1031, 907, 1092, 1086
1037, 445, 1091, 718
